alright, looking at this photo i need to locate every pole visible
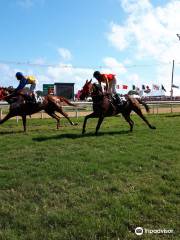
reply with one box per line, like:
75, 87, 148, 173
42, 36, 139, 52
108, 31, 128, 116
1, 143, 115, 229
170, 60, 175, 100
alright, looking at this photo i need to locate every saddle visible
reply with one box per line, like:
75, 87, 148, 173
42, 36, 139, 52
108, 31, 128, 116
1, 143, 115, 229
20, 90, 36, 104
7, 89, 36, 104
108, 94, 124, 110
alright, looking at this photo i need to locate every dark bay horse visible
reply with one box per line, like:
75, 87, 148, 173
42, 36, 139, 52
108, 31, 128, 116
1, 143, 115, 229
0, 87, 77, 132
79, 80, 156, 134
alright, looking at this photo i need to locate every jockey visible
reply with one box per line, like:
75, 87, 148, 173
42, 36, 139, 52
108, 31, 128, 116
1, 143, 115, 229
15, 72, 37, 103
93, 71, 116, 94
93, 71, 122, 105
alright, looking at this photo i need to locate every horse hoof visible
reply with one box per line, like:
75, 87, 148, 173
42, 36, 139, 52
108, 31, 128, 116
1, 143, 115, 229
151, 126, 156, 129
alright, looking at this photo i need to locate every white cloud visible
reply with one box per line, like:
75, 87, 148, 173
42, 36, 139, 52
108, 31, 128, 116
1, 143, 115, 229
0, 64, 16, 87
103, 57, 127, 74
0, 61, 94, 92
107, 0, 180, 94
58, 48, 72, 61
46, 63, 93, 92
109, 0, 180, 61
107, 24, 129, 51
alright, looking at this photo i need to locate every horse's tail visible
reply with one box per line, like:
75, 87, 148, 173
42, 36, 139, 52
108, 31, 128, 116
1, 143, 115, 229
126, 95, 150, 113
55, 96, 78, 107
136, 99, 150, 113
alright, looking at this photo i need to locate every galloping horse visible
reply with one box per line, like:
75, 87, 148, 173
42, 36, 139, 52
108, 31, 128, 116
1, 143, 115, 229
79, 80, 156, 134
0, 87, 77, 132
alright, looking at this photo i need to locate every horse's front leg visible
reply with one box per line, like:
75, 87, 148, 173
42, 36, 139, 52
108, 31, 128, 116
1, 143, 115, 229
22, 115, 27, 132
82, 112, 97, 134
0, 112, 14, 125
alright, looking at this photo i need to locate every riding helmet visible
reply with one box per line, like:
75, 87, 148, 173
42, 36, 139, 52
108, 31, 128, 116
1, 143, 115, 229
16, 72, 24, 80
93, 71, 101, 79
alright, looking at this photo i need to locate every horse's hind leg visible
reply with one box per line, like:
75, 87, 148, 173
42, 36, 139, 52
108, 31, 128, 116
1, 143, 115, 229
22, 115, 27, 132
55, 107, 77, 126
122, 112, 134, 132
0, 112, 14, 125
95, 116, 104, 135
133, 108, 156, 129
46, 110, 60, 129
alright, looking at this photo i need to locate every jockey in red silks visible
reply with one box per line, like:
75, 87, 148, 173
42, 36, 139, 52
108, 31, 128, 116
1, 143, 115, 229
93, 71, 117, 94
93, 70, 122, 105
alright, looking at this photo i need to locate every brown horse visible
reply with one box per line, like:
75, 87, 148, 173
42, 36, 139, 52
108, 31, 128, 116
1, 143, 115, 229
0, 87, 77, 132
79, 80, 156, 135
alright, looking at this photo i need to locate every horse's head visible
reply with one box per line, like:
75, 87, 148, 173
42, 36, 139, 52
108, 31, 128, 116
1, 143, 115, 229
0, 87, 14, 101
79, 79, 93, 100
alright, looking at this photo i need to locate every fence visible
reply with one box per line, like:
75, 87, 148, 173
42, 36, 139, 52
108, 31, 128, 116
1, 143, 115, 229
1, 101, 180, 121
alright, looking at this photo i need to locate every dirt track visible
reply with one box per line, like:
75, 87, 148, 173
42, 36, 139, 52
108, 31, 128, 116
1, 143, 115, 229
15, 106, 180, 119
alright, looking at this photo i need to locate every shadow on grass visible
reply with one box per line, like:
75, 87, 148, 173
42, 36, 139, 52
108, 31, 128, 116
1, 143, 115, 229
0, 130, 25, 135
0, 128, 47, 135
166, 114, 180, 118
32, 130, 131, 142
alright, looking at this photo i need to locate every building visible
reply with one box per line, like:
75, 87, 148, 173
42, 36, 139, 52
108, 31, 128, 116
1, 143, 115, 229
43, 84, 54, 95
54, 83, 74, 100
43, 83, 75, 99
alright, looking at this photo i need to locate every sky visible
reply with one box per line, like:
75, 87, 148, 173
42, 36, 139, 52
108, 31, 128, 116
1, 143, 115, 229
0, 0, 180, 96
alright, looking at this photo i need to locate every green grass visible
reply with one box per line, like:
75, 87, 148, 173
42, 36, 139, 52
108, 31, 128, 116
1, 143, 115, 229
0, 114, 179, 240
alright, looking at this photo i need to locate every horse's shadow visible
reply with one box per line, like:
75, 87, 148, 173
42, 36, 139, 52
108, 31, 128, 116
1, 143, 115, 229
166, 114, 180, 118
0, 128, 48, 135
32, 130, 131, 142
0, 130, 26, 135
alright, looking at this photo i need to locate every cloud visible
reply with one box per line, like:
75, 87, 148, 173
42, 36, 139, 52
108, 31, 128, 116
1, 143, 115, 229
108, 0, 180, 61
0, 58, 93, 93
103, 57, 127, 74
107, 0, 180, 94
58, 48, 72, 61
46, 63, 93, 92
0, 64, 16, 87
107, 24, 129, 51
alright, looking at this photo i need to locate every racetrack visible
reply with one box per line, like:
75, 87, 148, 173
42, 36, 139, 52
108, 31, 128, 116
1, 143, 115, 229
0, 115, 179, 239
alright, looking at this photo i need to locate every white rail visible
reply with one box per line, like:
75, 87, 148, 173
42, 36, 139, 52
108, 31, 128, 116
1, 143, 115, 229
1, 101, 180, 121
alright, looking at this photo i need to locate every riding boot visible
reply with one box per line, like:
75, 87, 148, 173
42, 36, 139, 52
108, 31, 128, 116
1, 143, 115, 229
31, 93, 36, 103
114, 94, 123, 106
24, 94, 36, 104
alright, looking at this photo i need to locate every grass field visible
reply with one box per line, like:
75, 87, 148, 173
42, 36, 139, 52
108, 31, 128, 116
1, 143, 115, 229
0, 114, 179, 240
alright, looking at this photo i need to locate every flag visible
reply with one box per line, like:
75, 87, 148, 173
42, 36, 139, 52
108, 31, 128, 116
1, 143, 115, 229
144, 85, 151, 93
172, 84, 179, 89
122, 85, 128, 89
153, 84, 160, 91
161, 85, 166, 92
142, 85, 145, 90
132, 85, 140, 91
